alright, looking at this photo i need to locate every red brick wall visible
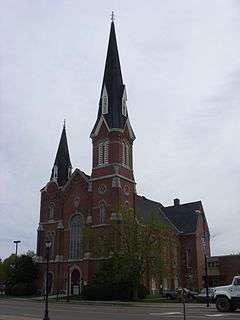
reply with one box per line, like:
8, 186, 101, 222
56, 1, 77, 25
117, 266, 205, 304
219, 255, 240, 284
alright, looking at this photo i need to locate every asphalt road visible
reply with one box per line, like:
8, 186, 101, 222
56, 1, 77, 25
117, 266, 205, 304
0, 299, 240, 320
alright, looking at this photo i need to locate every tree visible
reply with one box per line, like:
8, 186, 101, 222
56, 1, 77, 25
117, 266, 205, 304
25, 250, 35, 258
85, 208, 176, 299
3, 254, 37, 295
0, 254, 16, 280
82, 254, 145, 300
0, 258, 5, 282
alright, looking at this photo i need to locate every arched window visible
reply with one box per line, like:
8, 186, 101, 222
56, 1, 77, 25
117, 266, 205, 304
122, 142, 129, 166
122, 86, 127, 116
99, 201, 107, 224
98, 141, 109, 165
69, 215, 84, 259
49, 203, 55, 220
53, 165, 58, 179
102, 85, 108, 114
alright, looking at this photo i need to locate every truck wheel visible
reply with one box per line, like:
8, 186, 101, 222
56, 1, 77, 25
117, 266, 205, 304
216, 297, 231, 312
230, 305, 237, 312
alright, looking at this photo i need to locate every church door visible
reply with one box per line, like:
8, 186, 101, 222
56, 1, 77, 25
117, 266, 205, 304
71, 269, 81, 295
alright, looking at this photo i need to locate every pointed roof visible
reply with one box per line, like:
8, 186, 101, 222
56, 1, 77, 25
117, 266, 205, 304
50, 124, 72, 186
91, 21, 128, 134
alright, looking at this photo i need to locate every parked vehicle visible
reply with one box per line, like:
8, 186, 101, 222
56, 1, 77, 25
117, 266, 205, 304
163, 288, 198, 300
162, 289, 177, 299
196, 287, 215, 302
0, 282, 5, 294
183, 288, 198, 300
214, 276, 240, 312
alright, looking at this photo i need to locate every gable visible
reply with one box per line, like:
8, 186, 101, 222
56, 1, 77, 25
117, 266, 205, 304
163, 201, 202, 234
135, 195, 179, 232
63, 168, 89, 194
90, 115, 110, 138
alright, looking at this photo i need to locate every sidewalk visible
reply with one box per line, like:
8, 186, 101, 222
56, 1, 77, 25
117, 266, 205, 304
5, 295, 215, 309
0, 316, 40, 320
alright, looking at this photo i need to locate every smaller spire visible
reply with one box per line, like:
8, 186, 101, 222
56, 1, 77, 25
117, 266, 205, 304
51, 124, 72, 186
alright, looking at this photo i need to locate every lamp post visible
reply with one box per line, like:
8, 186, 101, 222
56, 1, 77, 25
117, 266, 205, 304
13, 240, 21, 265
43, 239, 51, 320
66, 264, 70, 303
201, 237, 209, 308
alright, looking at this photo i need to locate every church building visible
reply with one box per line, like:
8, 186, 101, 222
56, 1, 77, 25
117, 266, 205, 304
36, 20, 210, 294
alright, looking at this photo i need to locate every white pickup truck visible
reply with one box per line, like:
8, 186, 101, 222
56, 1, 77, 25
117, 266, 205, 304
214, 276, 240, 312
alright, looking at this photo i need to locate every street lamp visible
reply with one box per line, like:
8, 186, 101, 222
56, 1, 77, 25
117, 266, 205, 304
66, 264, 70, 303
201, 237, 209, 308
13, 240, 21, 265
43, 239, 52, 320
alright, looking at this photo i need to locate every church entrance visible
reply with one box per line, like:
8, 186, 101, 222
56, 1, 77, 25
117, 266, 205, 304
71, 269, 81, 295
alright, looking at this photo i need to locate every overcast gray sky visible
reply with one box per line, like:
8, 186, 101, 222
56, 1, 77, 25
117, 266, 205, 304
1, 0, 240, 259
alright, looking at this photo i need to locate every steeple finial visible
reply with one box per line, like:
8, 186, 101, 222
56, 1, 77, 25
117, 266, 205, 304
111, 11, 115, 22
63, 118, 66, 128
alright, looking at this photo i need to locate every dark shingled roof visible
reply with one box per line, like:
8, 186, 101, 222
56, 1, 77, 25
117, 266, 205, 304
135, 195, 179, 232
163, 201, 203, 234
51, 125, 72, 187
135, 195, 203, 234
91, 21, 127, 133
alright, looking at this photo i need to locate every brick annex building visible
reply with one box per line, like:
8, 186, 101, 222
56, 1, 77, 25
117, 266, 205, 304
36, 21, 210, 294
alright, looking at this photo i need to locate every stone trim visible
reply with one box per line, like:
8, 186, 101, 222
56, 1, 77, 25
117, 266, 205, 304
90, 173, 136, 184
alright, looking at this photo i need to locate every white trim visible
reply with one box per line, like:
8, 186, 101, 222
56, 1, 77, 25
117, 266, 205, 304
40, 219, 62, 225
91, 223, 111, 228
90, 173, 136, 184
90, 116, 110, 138
125, 119, 136, 140
92, 162, 134, 171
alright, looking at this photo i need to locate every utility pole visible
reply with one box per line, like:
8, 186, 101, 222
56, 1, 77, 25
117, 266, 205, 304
201, 237, 209, 307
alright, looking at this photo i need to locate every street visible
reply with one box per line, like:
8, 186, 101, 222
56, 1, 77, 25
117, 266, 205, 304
0, 299, 240, 320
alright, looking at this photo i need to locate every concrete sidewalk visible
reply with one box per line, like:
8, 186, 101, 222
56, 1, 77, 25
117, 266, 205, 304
2, 295, 215, 309
0, 316, 40, 320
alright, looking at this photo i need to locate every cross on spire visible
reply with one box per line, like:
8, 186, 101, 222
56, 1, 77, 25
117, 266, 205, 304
111, 11, 115, 22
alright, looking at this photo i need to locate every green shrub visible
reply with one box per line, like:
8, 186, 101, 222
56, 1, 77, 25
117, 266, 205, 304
10, 282, 36, 296
82, 282, 148, 300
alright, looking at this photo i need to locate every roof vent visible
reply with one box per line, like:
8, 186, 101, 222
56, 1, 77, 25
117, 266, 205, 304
174, 198, 180, 206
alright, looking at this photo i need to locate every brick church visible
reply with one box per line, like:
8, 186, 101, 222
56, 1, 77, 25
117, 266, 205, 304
36, 20, 210, 294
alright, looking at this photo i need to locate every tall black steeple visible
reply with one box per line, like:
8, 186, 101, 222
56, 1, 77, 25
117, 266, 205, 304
91, 20, 128, 134
51, 123, 72, 186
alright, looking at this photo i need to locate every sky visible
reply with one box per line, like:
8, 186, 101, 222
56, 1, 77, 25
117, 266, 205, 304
1, 0, 240, 259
